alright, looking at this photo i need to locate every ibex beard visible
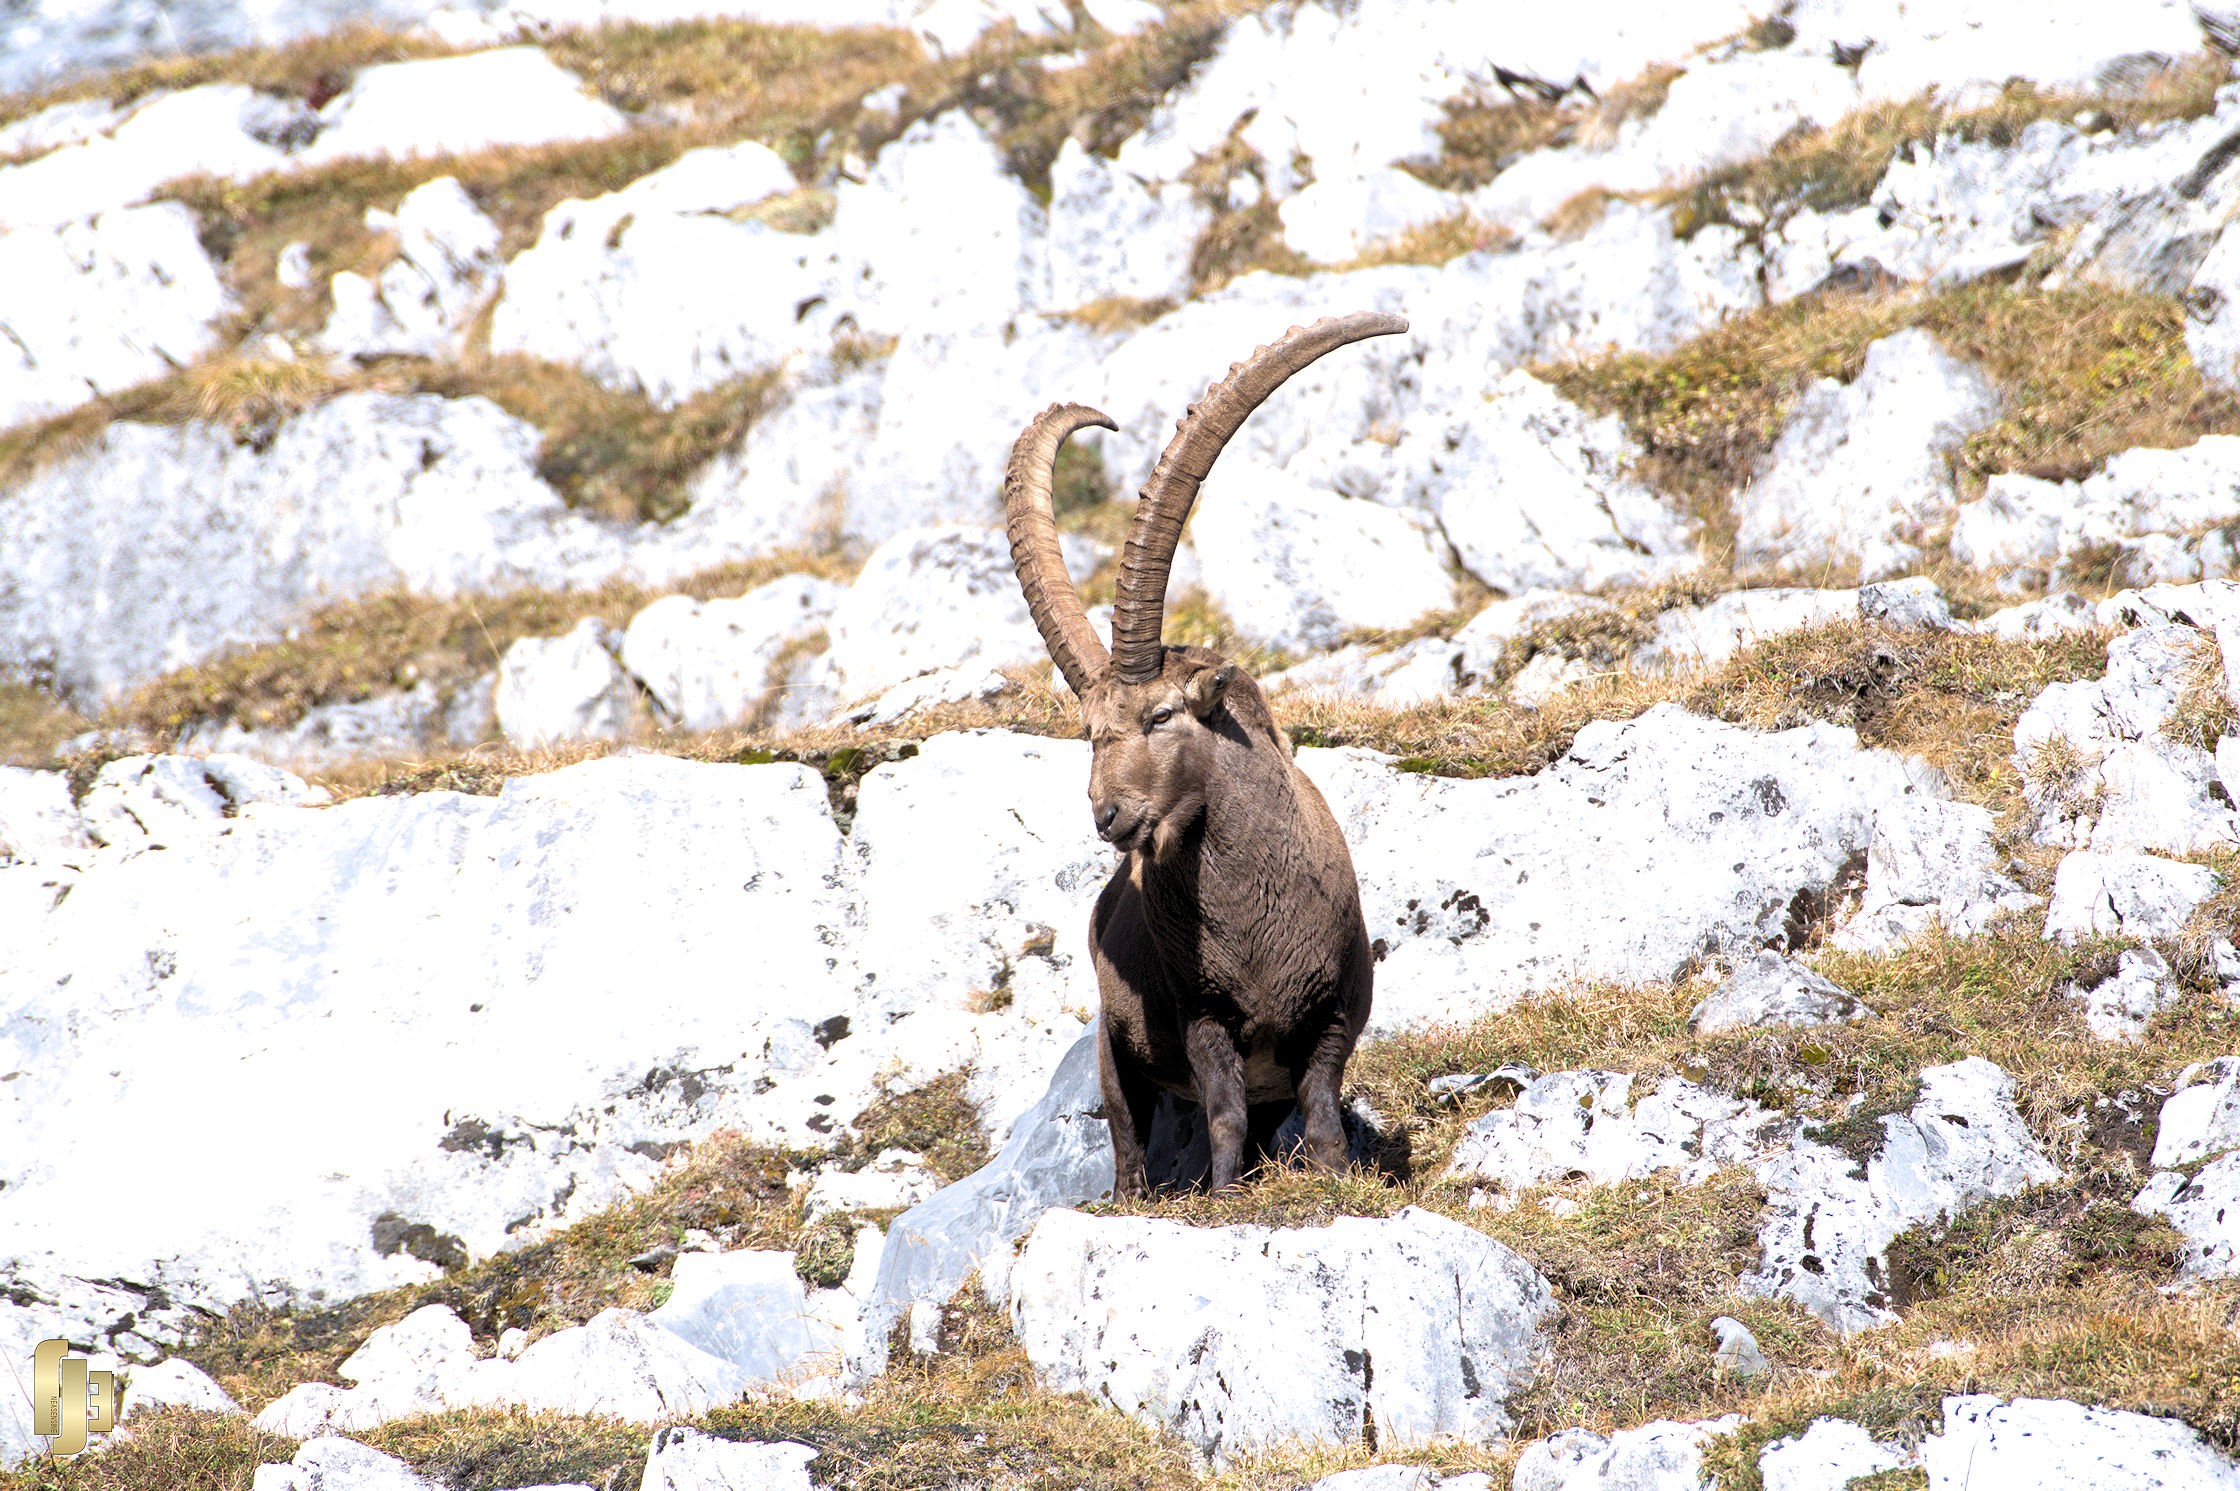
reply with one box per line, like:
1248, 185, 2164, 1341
1002, 311, 1403, 1198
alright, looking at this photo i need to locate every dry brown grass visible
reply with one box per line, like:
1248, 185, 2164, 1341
1544, 281, 2240, 531
0, 1408, 299, 1491
105, 555, 846, 740
1338, 211, 1516, 270
1407, 63, 1683, 193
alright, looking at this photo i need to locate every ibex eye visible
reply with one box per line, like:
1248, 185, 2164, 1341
1149, 707, 1173, 726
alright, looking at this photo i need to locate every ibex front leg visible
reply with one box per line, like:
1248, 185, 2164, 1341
1185, 1017, 1250, 1191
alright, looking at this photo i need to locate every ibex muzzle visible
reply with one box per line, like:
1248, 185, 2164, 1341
1002, 311, 1402, 1195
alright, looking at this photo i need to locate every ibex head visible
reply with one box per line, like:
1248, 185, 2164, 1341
1002, 312, 1409, 859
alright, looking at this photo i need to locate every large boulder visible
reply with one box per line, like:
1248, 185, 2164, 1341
1008, 1205, 1556, 1463
823, 525, 1050, 702
1298, 705, 1947, 1031
296, 48, 628, 166
1735, 330, 2001, 580
621, 577, 840, 733
1444, 1069, 1785, 1198
1919, 1395, 2240, 1489
0, 202, 230, 430
0, 392, 634, 708
0, 84, 305, 232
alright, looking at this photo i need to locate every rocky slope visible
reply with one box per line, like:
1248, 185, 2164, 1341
2, 0, 2240, 1488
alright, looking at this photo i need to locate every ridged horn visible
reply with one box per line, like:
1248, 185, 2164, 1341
1108, 310, 1409, 684
1004, 401, 1118, 696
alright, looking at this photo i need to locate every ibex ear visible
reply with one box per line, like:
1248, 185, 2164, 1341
1183, 662, 1236, 719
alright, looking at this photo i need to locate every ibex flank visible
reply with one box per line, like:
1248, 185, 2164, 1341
1002, 311, 1406, 1197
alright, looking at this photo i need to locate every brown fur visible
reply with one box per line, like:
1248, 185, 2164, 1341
1079, 643, 1374, 1196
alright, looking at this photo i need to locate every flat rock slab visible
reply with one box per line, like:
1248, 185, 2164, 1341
1920, 1395, 2240, 1489
1513, 1416, 1741, 1491
1009, 1206, 1555, 1464
1444, 1069, 1785, 1197
1690, 952, 1871, 1035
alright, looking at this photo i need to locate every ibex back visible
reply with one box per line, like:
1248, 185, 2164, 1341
1002, 312, 1403, 1196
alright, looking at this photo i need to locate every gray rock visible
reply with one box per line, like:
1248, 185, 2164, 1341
321, 177, 502, 363
2136, 1154, 2240, 1280
641, 1428, 816, 1491
2041, 851, 2223, 941
250, 1435, 455, 1491
2147, 1058, 2240, 1169
1631, 588, 1858, 674
1858, 577, 1955, 631
1757, 1418, 1911, 1491
1744, 1058, 2059, 1333
1513, 1416, 1742, 1491
622, 578, 840, 734
1736, 330, 2002, 581
1709, 1317, 1767, 1378
2069, 947, 2182, 1041
824, 525, 1050, 703
1044, 139, 1206, 307
864, 1026, 1112, 1361
121, 1357, 242, 1418
1008, 1205, 1555, 1463
1444, 1069, 1786, 1198
842, 665, 1010, 729
0, 767, 94, 867
1690, 953, 1871, 1035
1829, 795, 2039, 953
0, 85, 300, 232
648, 1242, 875, 1384
494, 619, 641, 747
0, 203, 230, 431
1920, 1395, 2240, 1489
77, 752, 328, 852
0, 393, 638, 708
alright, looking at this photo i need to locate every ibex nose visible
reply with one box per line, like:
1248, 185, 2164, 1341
1095, 801, 1120, 833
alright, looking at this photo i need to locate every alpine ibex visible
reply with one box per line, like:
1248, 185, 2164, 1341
1001, 311, 1405, 1196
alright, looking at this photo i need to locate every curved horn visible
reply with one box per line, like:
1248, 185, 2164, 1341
1004, 401, 1118, 696
1108, 310, 1409, 684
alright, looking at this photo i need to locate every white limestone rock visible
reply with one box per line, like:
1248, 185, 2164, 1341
1451, 590, 1623, 688
622, 578, 840, 733
1396, 371, 1694, 595
1829, 795, 2038, 953
1280, 166, 1460, 264
2190, 214, 2240, 395
2135, 1154, 2240, 1281
1260, 637, 1466, 707
298, 48, 627, 166
322, 176, 503, 363
2041, 851, 2222, 941
489, 141, 823, 407
120, 1357, 242, 1418
255, 1301, 766, 1435
842, 665, 1010, 729
823, 526, 1056, 702
0, 202, 230, 430
641, 1428, 817, 1491
2015, 624, 2240, 854
1953, 439, 2240, 587
1189, 455, 1455, 653
1735, 330, 2002, 581
839, 319, 1112, 547
1974, 592, 2102, 641
0, 85, 305, 232
1045, 139, 1207, 306
1443, 1069, 1786, 1198
659, 361, 876, 561
0, 754, 863, 1356
0, 768, 94, 867
1918, 1394, 2240, 1489
2148, 1058, 2240, 1170
1690, 952, 1870, 1035
1632, 588, 1858, 673
1480, 203, 1763, 364
250, 1435, 453, 1491
77, 753, 329, 852
1858, 577, 1955, 631
0, 392, 640, 708
1513, 1416, 1741, 1491
1709, 1317, 1767, 1378
2070, 946, 2183, 1041
2097, 580, 2240, 635
1298, 705, 1944, 1032
1743, 1058, 2060, 1333
180, 676, 497, 770
801, 1149, 940, 1223
1757, 1418, 1911, 1491
1008, 1205, 1555, 1463
646, 1240, 883, 1390
494, 619, 640, 747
